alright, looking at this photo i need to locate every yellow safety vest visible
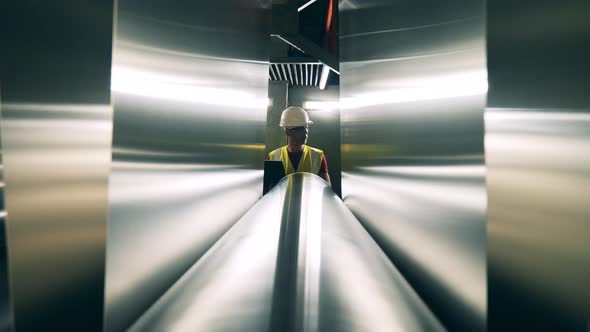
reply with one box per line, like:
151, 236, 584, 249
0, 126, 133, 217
268, 145, 324, 175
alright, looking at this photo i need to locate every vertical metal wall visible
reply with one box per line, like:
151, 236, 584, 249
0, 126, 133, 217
104, 1, 272, 331
0, 105, 11, 331
0, 1, 115, 331
339, 0, 487, 330
486, 0, 590, 330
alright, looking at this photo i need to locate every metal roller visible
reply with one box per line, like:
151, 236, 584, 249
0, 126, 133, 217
129, 173, 444, 332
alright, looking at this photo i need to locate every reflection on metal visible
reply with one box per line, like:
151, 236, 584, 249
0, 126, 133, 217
487, 0, 590, 329
339, 1, 487, 330
1, 104, 112, 331
103, 1, 271, 331
0, 98, 12, 331
0, 1, 115, 330
129, 173, 444, 332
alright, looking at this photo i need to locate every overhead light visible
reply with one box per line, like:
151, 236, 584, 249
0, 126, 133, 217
298, 0, 317, 12
319, 64, 330, 90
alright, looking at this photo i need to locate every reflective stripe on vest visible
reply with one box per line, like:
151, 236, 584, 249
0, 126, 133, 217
268, 145, 323, 175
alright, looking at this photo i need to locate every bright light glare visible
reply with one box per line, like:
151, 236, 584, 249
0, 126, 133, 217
303, 101, 340, 110
360, 165, 485, 178
300, 180, 323, 331
111, 66, 269, 109
298, 0, 317, 12
341, 70, 488, 109
319, 64, 330, 90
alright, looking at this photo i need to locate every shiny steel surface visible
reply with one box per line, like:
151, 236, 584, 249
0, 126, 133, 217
104, 1, 271, 331
339, 1, 487, 330
0, 2, 114, 330
0, 108, 11, 332
130, 173, 444, 332
486, 0, 590, 330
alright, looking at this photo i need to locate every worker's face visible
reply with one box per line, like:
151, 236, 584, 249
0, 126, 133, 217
285, 126, 308, 145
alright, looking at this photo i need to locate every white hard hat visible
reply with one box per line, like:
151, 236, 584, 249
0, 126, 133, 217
279, 106, 313, 127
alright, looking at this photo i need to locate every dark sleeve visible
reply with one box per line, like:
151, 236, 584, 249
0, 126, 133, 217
319, 154, 328, 174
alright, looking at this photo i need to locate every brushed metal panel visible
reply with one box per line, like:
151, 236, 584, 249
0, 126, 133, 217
340, 17, 484, 63
0, 105, 11, 332
1, 104, 112, 331
129, 173, 444, 332
104, 1, 271, 331
339, 0, 487, 330
486, 109, 590, 330
339, 0, 484, 36
487, 0, 590, 330
0, 1, 115, 330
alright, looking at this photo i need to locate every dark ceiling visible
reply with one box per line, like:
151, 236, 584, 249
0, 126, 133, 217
270, 0, 339, 87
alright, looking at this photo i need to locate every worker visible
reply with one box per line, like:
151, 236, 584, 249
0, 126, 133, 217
268, 106, 332, 186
